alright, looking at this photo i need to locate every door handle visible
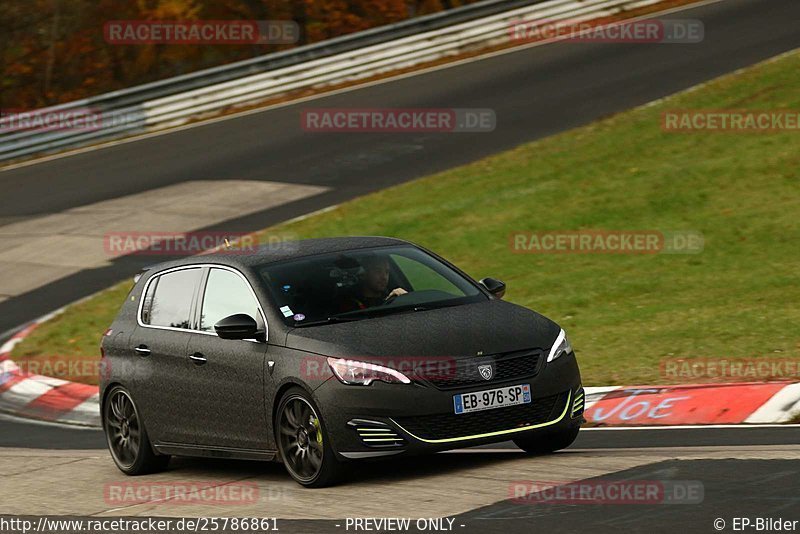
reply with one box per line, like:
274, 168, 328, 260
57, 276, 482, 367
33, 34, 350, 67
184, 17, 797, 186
189, 352, 207, 365
134, 345, 151, 356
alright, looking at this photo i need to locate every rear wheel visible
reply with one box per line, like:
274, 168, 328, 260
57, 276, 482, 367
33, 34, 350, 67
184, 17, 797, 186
275, 387, 347, 488
513, 426, 580, 455
104, 386, 169, 475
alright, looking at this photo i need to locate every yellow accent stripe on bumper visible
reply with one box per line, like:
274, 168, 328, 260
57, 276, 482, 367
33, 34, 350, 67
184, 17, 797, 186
390, 391, 572, 444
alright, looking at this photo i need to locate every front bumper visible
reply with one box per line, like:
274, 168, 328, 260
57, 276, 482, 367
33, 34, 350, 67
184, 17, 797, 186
312, 351, 583, 460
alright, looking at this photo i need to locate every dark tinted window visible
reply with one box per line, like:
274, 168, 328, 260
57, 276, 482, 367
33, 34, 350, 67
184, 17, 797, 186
200, 268, 263, 332
140, 276, 158, 325
258, 245, 485, 326
143, 268, 201, 329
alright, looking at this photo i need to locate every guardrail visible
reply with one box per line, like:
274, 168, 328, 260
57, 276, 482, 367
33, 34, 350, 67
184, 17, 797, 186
0, 0, 665, 163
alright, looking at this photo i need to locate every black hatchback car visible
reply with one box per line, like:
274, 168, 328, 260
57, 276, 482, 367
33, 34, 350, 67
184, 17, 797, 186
101, 236, 584, 487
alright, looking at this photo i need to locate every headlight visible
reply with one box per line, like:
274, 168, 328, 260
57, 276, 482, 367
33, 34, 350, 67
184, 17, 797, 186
546, 329, 573, 362
327, 357, 412, 386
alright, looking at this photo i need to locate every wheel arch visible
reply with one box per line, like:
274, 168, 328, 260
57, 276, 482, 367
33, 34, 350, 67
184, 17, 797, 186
271, 379, 317, 429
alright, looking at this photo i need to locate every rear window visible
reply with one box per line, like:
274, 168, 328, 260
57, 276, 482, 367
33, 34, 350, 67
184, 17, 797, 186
141, 268, 202, 329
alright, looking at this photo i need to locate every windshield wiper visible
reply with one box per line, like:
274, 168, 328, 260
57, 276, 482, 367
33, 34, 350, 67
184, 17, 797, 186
293, 315, 365, 327
298, 302, 462, 327
335, 304, 439, 319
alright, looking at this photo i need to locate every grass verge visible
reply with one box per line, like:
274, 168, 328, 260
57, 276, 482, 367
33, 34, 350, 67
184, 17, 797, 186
11, 50, 800, 386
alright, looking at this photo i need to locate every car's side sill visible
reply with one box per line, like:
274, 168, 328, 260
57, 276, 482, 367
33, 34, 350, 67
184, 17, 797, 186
154, 441, 277, 461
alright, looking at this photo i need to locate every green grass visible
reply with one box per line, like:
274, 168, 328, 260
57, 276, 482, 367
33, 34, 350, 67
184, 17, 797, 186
12, 50, 800, 386
10, 283, 133, 385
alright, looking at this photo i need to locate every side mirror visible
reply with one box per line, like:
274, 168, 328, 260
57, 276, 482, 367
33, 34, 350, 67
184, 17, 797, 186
479, 277, 506, 299
215, 313, 259, 340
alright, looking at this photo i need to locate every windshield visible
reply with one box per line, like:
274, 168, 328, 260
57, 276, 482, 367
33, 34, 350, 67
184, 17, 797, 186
258, 245, 486, 326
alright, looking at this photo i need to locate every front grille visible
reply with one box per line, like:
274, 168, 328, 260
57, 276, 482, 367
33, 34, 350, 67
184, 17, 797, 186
348, 419, 405, 448
394, 393, 567, 441
415, 348, 544, 390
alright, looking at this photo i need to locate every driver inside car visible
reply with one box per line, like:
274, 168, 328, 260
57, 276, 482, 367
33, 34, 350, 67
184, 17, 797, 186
337, 254, 407, 312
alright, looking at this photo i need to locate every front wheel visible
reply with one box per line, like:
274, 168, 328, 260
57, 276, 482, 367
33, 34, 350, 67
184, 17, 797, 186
275, 387, 347, 488
104, 386, 169, 475
513, 426, 580, 455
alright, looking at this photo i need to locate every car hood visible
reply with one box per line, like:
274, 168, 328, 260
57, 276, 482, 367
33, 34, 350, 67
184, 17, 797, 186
284, 299, 560, 360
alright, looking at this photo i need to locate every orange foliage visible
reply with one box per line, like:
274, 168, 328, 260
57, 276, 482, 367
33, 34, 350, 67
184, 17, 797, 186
1, 0, 481, 109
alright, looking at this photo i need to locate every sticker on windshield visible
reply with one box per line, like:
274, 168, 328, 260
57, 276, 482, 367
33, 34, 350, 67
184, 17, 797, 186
293, 313, 306, 322
280, 305, 294, 317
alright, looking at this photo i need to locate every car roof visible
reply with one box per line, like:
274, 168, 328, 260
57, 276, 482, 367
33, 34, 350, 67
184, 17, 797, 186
141, 236, 411, 273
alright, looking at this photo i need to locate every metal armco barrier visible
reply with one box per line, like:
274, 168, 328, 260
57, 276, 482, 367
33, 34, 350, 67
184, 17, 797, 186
0, 0, 665, 162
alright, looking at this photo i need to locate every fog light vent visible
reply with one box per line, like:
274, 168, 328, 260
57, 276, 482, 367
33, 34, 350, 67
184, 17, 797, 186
571, 388, 585, 418
348, 419, 405, 448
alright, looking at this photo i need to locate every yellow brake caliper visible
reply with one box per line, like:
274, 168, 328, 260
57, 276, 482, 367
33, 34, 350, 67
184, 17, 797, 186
312, 416, 323, 445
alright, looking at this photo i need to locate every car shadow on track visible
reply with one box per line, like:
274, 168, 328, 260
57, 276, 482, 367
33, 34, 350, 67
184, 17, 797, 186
162, 449, 550, 485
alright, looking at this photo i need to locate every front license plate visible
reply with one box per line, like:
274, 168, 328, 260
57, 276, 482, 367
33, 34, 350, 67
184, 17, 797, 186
453, 384, 531, 414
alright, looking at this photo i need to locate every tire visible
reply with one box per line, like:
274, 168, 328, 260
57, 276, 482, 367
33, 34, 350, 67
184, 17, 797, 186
275, 387, 348, 488
104, 386, 170, 475
513, 426, 580, 455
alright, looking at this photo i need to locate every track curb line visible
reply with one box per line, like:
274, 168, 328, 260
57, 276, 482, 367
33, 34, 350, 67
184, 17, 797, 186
2, 314, 799, 429
0, 310, 101, 428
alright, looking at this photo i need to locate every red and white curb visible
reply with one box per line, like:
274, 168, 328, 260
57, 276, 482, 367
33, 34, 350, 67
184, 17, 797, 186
0, 312, 101, 428
584, 383, 800, 426
2, 314, 799, 429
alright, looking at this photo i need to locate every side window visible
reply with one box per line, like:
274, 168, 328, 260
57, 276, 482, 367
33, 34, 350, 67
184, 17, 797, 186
142, 268, 202, 329
391, 254, 464, 296
140, 276, 158, 325
200, 268, 263, 333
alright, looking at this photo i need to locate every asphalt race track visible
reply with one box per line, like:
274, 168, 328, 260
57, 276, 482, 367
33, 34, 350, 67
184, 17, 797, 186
1, 414, 799, 533
2, 0, 799, 531
2, 0, 800, 335
4, 414, 800, 451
